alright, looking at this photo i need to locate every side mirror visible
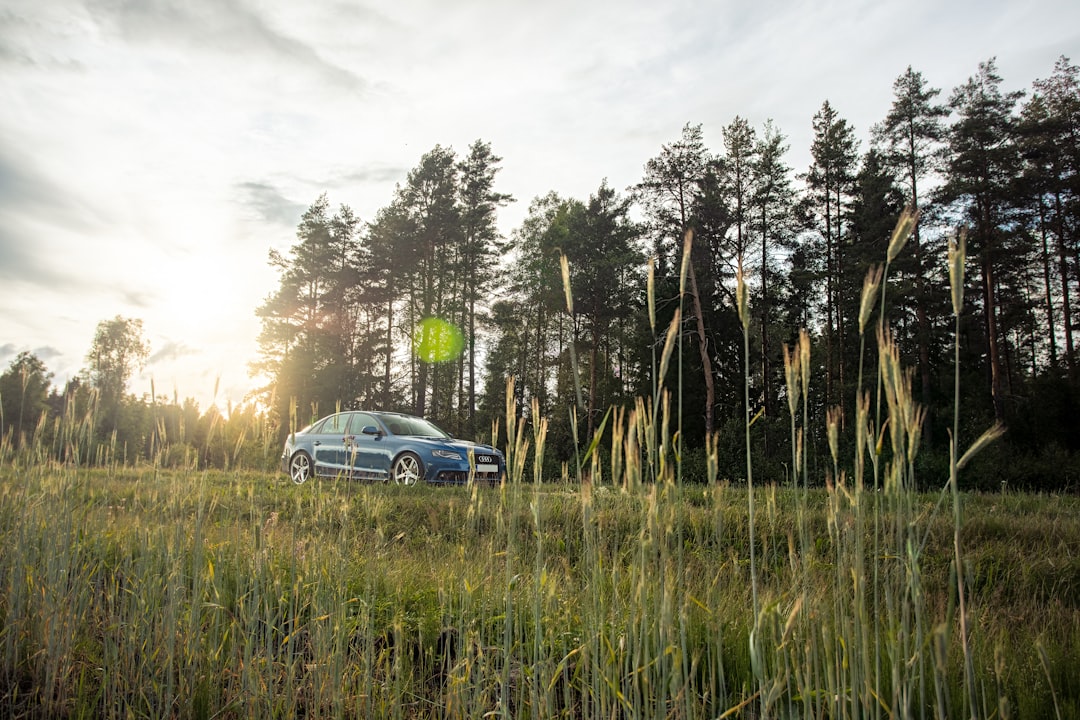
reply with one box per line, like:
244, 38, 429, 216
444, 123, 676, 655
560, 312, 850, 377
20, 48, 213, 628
361, 425, 381, 436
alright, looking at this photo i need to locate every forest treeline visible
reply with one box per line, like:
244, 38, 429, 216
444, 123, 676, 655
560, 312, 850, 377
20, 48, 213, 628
3, 57, 1079, 490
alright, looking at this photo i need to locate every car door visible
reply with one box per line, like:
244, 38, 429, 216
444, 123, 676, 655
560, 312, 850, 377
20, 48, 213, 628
345, 412, 390, 481
313, 412, 351, 475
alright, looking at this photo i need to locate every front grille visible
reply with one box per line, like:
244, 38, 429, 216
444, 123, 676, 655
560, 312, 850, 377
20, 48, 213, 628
433, 470, 501, 486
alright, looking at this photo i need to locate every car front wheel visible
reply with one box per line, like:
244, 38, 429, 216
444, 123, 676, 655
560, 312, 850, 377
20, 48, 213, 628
289, 451, 313, 484
392, 453, 423, 486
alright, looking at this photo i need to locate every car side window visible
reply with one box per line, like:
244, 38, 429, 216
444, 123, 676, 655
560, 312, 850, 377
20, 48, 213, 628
321, 413, 349, 434
346, 412, 375, 434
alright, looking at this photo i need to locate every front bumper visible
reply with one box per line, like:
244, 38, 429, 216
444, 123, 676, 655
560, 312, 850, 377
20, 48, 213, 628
427, 468, 503, 486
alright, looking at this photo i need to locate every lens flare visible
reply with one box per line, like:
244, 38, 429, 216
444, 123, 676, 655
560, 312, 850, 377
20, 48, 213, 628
414, 317, 465, 363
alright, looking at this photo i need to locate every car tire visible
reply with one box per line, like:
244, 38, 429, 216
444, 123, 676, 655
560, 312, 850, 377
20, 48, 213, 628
392, 452, 423, 486
289, 451, 313, 485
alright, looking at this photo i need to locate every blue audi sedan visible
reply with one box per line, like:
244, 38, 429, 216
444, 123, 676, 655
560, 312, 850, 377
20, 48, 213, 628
281, 410, 505, 486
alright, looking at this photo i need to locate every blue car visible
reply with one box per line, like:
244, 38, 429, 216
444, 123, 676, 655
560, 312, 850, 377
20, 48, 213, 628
281, 410, 505, 486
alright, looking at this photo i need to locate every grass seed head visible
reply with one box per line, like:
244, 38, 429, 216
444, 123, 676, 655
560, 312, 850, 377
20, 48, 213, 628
680, 229, 693, 295
783, 343, 800, 418
949, 228, 968, 316
859, 264, 884, 335
827, 406, 841, 466
796, 429, 804, 475
659, 309, 680, 385
907, 405, 928, 464
887, 203, 919, 264
799, 329, 811, 401
957, 422, 1006, 470
878, 326, 906, 457
856, 390, 870, 463
559, 253, 573, 315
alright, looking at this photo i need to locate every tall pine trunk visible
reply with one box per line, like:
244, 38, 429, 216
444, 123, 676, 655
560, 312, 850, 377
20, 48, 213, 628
759, 207, 771, 423
980, 223, 1006, 422
824, 182, 835, 407
1037, 198, 1059, 368
383, 296, 394, 408
1054, 190, 1076, 378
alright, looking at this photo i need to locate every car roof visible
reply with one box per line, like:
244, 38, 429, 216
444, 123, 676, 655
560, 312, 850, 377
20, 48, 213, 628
303, 410, 435, 433
311, 410, 418, 420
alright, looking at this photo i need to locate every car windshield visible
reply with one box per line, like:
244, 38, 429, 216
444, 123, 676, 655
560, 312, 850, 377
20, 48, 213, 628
382, 415, 450, 439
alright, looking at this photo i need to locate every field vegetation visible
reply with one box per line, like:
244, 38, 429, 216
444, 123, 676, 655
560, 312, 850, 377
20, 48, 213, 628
1, 453, 1078, 718
3, 212, 1080, 719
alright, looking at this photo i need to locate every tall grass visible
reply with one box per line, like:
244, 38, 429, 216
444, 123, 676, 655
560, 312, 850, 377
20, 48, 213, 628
2, 468, 1078, 717
2, 215, 1079, 718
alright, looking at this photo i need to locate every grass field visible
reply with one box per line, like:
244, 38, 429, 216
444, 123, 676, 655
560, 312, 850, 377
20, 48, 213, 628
4, 214, 1078, 718
1, 460, 1078, 719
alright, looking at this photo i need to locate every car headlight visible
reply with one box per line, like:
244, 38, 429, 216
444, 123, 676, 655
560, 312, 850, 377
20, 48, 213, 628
432, 449, 463, 460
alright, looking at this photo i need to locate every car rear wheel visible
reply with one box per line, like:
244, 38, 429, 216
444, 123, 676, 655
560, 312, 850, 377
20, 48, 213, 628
392, 452, 423, 486
289, 451, 313, 484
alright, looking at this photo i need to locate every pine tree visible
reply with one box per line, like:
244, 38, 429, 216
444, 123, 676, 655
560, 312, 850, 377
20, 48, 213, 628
255, 194, 370, 427
1028, 56, 1080, 378
563, 181, 641, 437
365, 199, 413, 410
635, 124, 723, 437
750, 120, 796, 421
721, 116, 758, 262
872, 66, 949, 409
944, 58, 1025, 422
635, 123, 711, 276
804, 101, 860, 406
457, 140, 514, 434
396, 146, 463, 418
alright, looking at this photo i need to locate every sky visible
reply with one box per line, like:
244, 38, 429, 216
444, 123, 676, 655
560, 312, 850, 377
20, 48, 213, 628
1, 0, 1078, 413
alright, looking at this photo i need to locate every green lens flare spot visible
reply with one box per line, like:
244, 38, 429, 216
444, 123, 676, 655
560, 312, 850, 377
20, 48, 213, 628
414, 317, 465, 363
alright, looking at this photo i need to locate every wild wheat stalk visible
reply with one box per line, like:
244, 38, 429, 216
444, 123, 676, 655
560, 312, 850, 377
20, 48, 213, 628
678, 230, 693, 488
647, 256, 660, 485
736, 257, 766, 718
559, 252, 585, 485
948, 227, 984, 719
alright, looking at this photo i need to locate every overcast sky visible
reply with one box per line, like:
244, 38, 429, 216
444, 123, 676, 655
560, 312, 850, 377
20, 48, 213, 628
2, 0, 1077, 412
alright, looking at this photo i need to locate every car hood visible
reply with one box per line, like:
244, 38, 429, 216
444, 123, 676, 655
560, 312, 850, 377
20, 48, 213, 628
408, 436, 500, 455
452, 439, 501, 455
